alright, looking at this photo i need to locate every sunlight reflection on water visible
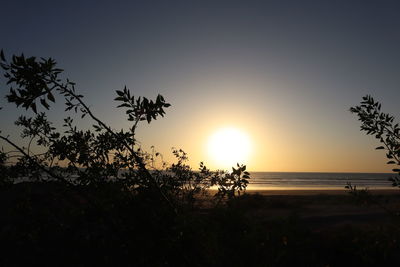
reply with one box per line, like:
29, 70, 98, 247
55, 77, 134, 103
247, 172, 395, 190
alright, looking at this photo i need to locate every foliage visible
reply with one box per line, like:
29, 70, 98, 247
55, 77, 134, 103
2, 185, 400, 266
348, 95, 400, 220
350, 95, 400, 187
214, 163, 250, 200
0, 150, 12, 186
345, 182, 373, 205
0, 50, 250, 210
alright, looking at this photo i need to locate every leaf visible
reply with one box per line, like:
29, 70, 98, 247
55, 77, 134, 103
47, 92, 55, 102
117, 103, 130, 108
31, 102, 37, 113
0, 49, 5, 61
40, 98, 49, 109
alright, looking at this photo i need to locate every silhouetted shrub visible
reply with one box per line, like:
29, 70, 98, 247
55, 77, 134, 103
0, 50, 250, 211
348, 95, 400, 218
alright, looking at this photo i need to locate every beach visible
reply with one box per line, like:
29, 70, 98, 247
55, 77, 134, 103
205, 188, 400, 232
244, 189, 399, 222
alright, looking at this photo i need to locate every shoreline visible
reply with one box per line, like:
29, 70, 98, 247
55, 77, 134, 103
209, 188, 399, 196
246, 188, 399, 195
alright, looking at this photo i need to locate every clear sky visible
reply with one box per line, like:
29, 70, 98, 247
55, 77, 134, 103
1, 0, 400, 172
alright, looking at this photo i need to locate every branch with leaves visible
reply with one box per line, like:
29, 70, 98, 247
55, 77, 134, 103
350, 95, 400, 187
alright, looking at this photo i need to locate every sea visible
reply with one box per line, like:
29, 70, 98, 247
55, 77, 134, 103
247, 172, 397, 190
13, 171, 398, 190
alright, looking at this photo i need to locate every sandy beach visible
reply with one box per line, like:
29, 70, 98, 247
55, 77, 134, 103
221, 189, 400, 231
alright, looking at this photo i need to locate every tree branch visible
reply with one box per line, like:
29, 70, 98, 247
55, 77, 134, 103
0, 135, 70, 184
51, 80, 177, 213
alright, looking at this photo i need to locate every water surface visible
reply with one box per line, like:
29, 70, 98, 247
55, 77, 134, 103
248, 172, 396, 190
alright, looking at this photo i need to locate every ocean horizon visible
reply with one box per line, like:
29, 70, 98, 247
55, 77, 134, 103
247, 172, 396, 190
11, 171, 398, 190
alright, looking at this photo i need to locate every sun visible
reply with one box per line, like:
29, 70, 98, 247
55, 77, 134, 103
207, 127, 251, 169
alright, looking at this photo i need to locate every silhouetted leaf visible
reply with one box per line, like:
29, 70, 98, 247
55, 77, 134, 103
47, 92, 55, 102
31, 102, 37, 113
40, 98, 49, 109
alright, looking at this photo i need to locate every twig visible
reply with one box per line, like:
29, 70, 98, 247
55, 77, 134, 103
0, 135, 70, 184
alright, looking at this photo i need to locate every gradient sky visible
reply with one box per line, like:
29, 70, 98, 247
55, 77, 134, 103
1, 0, 400, 172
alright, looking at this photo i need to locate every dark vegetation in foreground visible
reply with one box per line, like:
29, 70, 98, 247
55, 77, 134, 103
1, 51, 400, 266
1, 184, 400, 266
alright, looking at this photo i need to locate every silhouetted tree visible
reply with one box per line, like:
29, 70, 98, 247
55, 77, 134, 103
350, 95, 400, 187
0, 50, 250, 211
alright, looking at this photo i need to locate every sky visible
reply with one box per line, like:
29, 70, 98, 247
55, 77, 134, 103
1, 0, 400, 172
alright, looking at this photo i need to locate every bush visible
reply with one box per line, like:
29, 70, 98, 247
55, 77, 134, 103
0, 50, 250, 211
